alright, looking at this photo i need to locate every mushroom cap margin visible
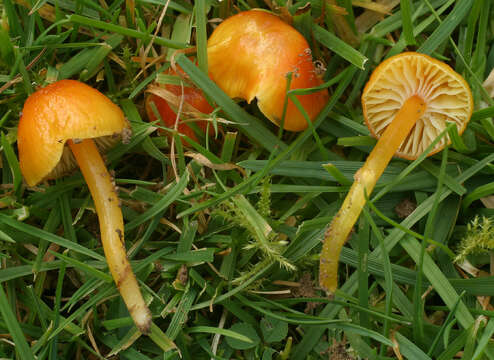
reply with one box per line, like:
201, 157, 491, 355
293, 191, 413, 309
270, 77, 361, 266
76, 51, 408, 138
18, 80, 130, 186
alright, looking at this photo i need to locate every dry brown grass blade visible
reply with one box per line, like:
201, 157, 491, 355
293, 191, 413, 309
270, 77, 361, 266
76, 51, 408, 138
353, 0, 392, 14
146, 85, 202, 116
184, 152, 244, 174
356, 0, 400, 34
15, 0, 56, 20
327, 0, 359, 47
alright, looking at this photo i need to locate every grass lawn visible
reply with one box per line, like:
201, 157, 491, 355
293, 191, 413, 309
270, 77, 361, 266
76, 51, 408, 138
1, 0, 494, 359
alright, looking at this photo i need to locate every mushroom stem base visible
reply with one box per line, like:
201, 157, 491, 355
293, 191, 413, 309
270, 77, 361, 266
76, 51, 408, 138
68, 139, 152, 334
319, 95, 426, 292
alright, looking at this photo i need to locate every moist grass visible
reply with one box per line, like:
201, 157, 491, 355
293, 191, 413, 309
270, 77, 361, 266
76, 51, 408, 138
1, 0, 494, 359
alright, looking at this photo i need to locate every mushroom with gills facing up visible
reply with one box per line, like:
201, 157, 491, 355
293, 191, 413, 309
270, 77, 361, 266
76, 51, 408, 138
319, 52, 474, 293
207, 9, 329, 131
17, 80, 152, 333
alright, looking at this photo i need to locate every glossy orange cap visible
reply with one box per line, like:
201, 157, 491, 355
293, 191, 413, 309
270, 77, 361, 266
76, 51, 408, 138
207, 9, 329, 131
18, 80, 130, 186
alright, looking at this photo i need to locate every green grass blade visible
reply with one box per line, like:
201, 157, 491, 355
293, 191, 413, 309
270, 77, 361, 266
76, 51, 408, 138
148, 322, 177, 352
418, 0, 474, 55
1, 132, 22, 196
67, 15, 187, 49
194, 0, 208, 74
124, 170, 189, 231
401, 0, 416, 45
462, 182, 494, 210
0, 284, 35, 360
395, 332, 433, 360
312, 24, 368, 69
0, 214, 105, 261
401, 236, 474, 329
187, 326, 253, 343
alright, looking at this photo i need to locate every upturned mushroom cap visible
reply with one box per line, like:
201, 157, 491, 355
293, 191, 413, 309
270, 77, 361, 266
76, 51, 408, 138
18, 80, 130, 186
207, 9, 329, 132
362, 52, 473, 159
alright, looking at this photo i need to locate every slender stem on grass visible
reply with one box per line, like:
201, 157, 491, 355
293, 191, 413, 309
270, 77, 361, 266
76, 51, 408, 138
68, 139, 152, 334
319, 95, 426, 292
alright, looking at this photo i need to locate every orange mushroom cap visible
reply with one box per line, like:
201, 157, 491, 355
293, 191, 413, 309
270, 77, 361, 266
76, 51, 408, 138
362, 52, 473, 159
145, 68, 214, 144
207, 9, 329, 132
18, 80, 130, 186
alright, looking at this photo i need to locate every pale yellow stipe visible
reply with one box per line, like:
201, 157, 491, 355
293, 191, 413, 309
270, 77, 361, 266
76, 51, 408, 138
319, 95, 426, 292
68, 139, 152, 333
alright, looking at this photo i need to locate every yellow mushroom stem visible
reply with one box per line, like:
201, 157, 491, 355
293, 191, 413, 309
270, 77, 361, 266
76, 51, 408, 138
320, 95, 426, 292
68, 138, 152, 334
